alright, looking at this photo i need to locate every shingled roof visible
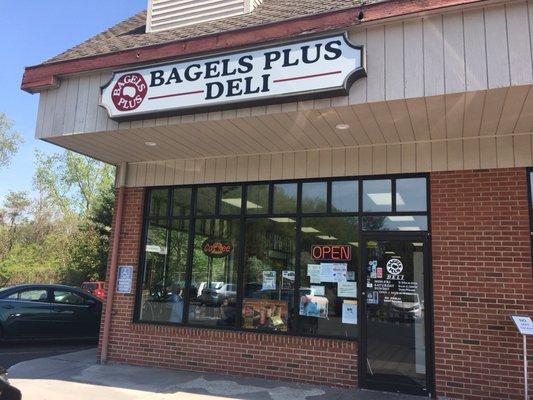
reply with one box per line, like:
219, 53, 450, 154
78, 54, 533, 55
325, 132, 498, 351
46, 0, 382, 64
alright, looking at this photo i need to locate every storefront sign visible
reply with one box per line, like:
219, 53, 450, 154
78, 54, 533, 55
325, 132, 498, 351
101, 33, 365, 119
312, 244, 351, 261
386, 258, 404, 280
202, 238, 232, 258
116, 265, 133, 294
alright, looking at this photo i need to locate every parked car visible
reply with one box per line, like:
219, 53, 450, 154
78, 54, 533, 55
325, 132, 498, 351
81, 281, 106, 299
0, 366, 21, 400
216, 283, 237, 301
389, 293, 423, 320
0, 284, 102, 341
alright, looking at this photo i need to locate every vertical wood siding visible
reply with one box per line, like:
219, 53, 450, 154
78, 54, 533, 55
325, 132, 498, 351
122, 133, 533, 187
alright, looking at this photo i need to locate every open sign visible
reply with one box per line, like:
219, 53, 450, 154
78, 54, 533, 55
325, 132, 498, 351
311, 245, 351, 261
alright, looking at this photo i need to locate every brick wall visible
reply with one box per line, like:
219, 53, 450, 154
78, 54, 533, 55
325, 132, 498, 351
97, 186, 358, 388
431, 168, 533, 400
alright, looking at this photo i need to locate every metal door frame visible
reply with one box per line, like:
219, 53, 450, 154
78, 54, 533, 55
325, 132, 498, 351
358, 232, 434, 397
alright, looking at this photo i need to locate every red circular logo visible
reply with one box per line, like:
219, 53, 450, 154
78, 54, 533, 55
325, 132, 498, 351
111, 73, 148, 112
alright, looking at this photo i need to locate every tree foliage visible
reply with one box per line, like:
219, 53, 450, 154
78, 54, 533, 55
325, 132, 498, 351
0, 149, 116, 288
0, 113, 23, 169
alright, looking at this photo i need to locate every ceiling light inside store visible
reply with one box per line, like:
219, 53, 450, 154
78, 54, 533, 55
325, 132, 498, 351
269, 217, 296, 223
413, 242, 424, 247
317, 235, 338, 240
398, 226, 421, 231
223, 198, 265, 210
367, 193, 392, 205
301, 227, 320, 233
348, 242, 359, 247
144, 141, 157, 147
335, 123, 350, 130
387, 216, 415, 222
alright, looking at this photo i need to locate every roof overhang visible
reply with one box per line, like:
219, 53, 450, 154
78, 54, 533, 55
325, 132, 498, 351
21, 0, 487, 94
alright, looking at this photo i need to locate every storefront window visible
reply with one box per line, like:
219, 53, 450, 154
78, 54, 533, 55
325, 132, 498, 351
297, 216, 359, 338
363, 180, 392, 212
139, 219, 190, 324
332, 180, 358, 212
242, 218, 296, 332
396, 178, 427, 212
220, 185, 242, 215
149, 189, 169, 217
302, 181, 327, 213
173, 188, 192, 216
362, 216, 428, 231
188, 219, 240, 327
273, 183, 297, 214
196, 186, 217, 215
136, 175, 429, 339
246, 184, 269, 214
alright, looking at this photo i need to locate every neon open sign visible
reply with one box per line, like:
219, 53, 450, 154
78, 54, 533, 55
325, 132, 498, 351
311, 245, 351, 261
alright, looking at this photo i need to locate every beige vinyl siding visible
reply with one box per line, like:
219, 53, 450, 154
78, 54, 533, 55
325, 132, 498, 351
147, 0, 263, 33
36, 1, 533, 140
122, 133, 533, 187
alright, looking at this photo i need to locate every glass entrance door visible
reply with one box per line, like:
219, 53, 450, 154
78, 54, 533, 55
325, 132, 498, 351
361, 237, 431, 396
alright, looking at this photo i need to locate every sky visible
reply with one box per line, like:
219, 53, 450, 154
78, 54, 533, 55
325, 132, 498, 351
0, 0, 147, 202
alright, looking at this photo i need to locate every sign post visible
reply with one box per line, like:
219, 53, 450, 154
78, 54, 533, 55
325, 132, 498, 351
510, 315, 533, 400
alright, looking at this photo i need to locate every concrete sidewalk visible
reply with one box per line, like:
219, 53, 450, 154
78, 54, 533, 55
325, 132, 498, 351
8, 349, 420, 400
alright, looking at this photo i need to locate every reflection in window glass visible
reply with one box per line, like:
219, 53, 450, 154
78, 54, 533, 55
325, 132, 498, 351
273, 183, 297, 213
298, 217, 358, 338
302, 182, 327, 213
139, 220, 190, 324
242, 219, 296, 332
363, 180, 392, 212
220, 186, 242, 215
530, 172, 533, 208
362, 216, 428, 231
189, 219, 240, 327
172, 188, 192, 216
396, 178, 427, 212
196, 187, 217, 216
149, 189, 169, 217
246, 185, 269, 214
332, 180, 358, 212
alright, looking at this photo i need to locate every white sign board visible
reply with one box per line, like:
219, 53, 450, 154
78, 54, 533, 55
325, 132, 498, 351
116, 265, 133, 294
101, 33, 365, 119
511, 315, 533, 335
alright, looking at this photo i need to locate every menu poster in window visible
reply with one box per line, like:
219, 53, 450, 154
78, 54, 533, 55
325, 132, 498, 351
300, 294, 328, 319
307, 264, 321, 283
242, 299, 288, 331
262, 271, 276, 290
310, 285, 325, 296
319, 263, 347, 282
282, 270, 295, 289
338, 281, 357, 298
116, 265, 133, 294
342, 300, 358, 324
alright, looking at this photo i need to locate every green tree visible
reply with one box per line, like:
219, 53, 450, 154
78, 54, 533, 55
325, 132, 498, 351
2, 191, 30, 253
0, 113, 23, 169
34, 150, 115, 216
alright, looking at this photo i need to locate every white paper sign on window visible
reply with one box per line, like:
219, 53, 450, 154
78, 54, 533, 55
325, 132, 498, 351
319, 263, 347, 282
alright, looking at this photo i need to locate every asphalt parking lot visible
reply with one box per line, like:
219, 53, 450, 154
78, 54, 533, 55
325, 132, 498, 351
0, 341, 96, 368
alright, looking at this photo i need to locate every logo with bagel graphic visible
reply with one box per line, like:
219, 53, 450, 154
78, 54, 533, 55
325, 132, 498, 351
111, 73, 148, 111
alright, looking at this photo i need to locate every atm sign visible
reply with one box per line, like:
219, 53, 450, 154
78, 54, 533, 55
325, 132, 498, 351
311, 245, 351, 261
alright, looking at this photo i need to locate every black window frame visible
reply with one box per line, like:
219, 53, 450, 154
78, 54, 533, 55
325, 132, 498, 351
133, 173, 430, 341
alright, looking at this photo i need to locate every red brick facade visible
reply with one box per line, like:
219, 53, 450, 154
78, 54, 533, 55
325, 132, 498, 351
431, 168, 533, 400
99, 168, 533, 398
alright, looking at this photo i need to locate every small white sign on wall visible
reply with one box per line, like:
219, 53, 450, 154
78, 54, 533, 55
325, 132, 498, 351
116, 265, 134, 294
511, 315, 533, 336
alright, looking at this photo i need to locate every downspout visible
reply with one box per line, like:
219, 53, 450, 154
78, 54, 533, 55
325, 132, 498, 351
100, 162, 127, 364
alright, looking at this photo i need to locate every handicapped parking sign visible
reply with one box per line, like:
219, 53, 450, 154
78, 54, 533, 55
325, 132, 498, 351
116, 265, 133, 294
